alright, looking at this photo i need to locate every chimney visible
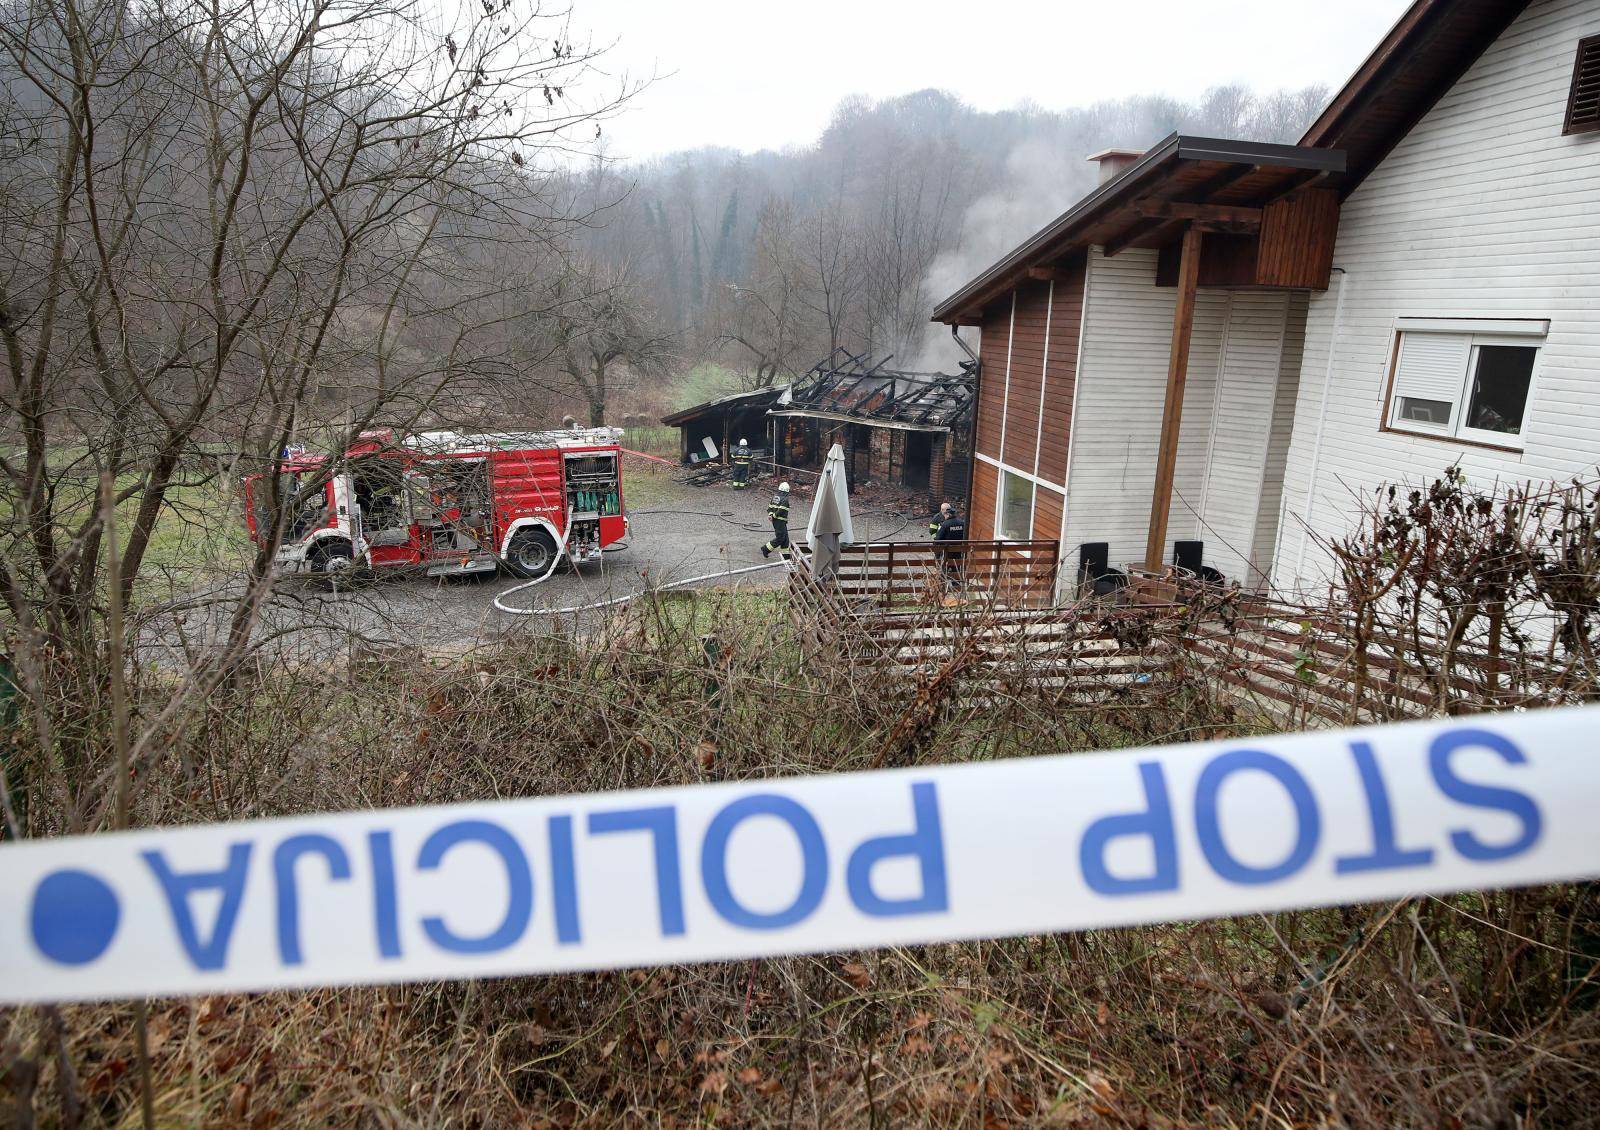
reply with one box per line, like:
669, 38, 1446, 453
1087, 148, 1145, 185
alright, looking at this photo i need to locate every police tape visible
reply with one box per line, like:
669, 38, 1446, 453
4, 706, 1599, 1005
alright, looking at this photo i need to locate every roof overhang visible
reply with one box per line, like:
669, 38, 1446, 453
660, 387, 785, 427
1299, 0, 1531, 195
930, 134, 1346, 324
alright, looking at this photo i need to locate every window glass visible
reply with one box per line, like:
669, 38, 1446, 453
1386, 329, 1540, 448
1464, 346, 1536, 436
1396, 397, 1452, 427
998, 471, 1034, 540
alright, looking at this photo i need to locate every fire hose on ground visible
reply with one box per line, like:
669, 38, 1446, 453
488, 486, 922, 617
490, 522, 791, 617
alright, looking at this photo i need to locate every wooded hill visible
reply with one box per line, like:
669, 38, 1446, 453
564, 83, 1331, 392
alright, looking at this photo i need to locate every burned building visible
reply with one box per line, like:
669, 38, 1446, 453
662, 350, 976, 503
659, 386, 785, 467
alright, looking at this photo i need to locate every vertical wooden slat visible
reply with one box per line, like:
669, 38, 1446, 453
1144, 225, 1203, 573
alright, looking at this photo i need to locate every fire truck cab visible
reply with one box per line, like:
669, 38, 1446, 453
243, 428, 628, 578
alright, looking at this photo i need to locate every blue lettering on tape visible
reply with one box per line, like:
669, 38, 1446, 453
1429, 728, 1542, 861
548, 815, 582, 945
702, 795, 828, 930
31, 869, 121, 966
588, 806, 686, 937
1079, 762, 1178, 896
846, 782, 948, 917
1195, 750, 1320, 885
416, 821, 532, 954
274, 834, 352, 966
142, 844, 252, 971
1336, 741, 1434, 874
368, 831, 402, 959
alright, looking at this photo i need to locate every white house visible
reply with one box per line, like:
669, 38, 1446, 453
932, 0, 1600, 597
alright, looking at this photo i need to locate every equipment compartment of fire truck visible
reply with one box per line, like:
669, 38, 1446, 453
242, 428, 628, 579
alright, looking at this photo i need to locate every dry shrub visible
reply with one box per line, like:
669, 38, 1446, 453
5, 478, 1600, 1126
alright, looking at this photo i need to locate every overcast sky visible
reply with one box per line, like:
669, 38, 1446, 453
575, 0, 1415, 161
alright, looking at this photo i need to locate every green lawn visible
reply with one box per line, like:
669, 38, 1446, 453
673, 363, 741, 410
620, 461, 686, 509
622, 425, 678, 458
2, 471, 252, 604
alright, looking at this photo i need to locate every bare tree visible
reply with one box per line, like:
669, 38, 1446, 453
533, 258, 677, 426
0, 0, 634, 829
798, 192, 863, 356
711, 199, 821, 390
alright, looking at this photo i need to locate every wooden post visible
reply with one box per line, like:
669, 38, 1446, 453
1144, 225, 1203, 573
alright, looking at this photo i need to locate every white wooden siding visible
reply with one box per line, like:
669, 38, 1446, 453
1063, 249, 1303, 581
1061, 250, 1221, 571
1253, 292, 1309, 582
1201, 290, 1300, 585
1275, 0, 1600, 591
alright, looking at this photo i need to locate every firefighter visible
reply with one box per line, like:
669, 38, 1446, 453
928, 501, 955, 537
760, 481, 792, 558
730, 437, 752, 489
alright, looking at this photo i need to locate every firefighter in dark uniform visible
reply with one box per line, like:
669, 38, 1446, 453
730, 437, 752, 489
931, 500, 967, 584
760, 481, 792, 558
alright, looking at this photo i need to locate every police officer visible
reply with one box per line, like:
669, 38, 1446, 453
931, 500, 967, 585
730, 437, 752, 489
761, 481, 792, 558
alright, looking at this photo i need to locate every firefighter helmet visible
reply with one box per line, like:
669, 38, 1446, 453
778, 481, 791, 492
738, 438, 748, 446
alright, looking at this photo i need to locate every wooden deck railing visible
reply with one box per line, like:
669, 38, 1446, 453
786, 554, 1596, 722
1126, 575, 1595, 724
795, 538, 1060, 610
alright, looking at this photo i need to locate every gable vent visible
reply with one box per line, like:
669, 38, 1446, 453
1566, 34, 1600, 136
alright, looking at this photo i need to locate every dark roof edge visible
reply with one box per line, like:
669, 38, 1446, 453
928, 132, 1181, 323
659, 386, 782, 426
1298, 0, 1531, 190
929, 135, 1345, 323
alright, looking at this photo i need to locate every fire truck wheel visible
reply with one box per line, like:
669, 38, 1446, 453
308, 538, 357, 586
505, 528, 559, 578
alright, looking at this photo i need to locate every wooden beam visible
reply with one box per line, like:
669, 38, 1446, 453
1182, 162, 1261, 200
1144, 225, 1203, 574
1132, 201, 1263, 225
1103, 214, 1169, 257
1025, 264, 1073, 281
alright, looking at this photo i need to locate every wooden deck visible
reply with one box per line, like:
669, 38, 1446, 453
787, 548, 1592, 723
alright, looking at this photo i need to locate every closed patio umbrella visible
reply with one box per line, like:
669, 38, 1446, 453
805, 442, 854, 580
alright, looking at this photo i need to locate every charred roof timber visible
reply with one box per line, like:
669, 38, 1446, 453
770, 348, 978, 432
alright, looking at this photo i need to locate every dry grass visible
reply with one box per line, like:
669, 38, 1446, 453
5, 489, 1600, 1125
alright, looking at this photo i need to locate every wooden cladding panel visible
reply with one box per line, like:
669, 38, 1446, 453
970, 458, 998, 539
1153, 190, 1340, 291
1001, 281, 1051, 471
1256, 189, 1340, 289
1037, 261, 1085, 485
1033, 484, 1064, 543
973, 303, 1011, 459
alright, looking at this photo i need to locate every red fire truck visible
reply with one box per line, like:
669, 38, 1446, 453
243, 428, 628, 578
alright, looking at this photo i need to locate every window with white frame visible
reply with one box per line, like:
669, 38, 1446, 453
997, 470, 1034, 540
1385, 319, 1547, 448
